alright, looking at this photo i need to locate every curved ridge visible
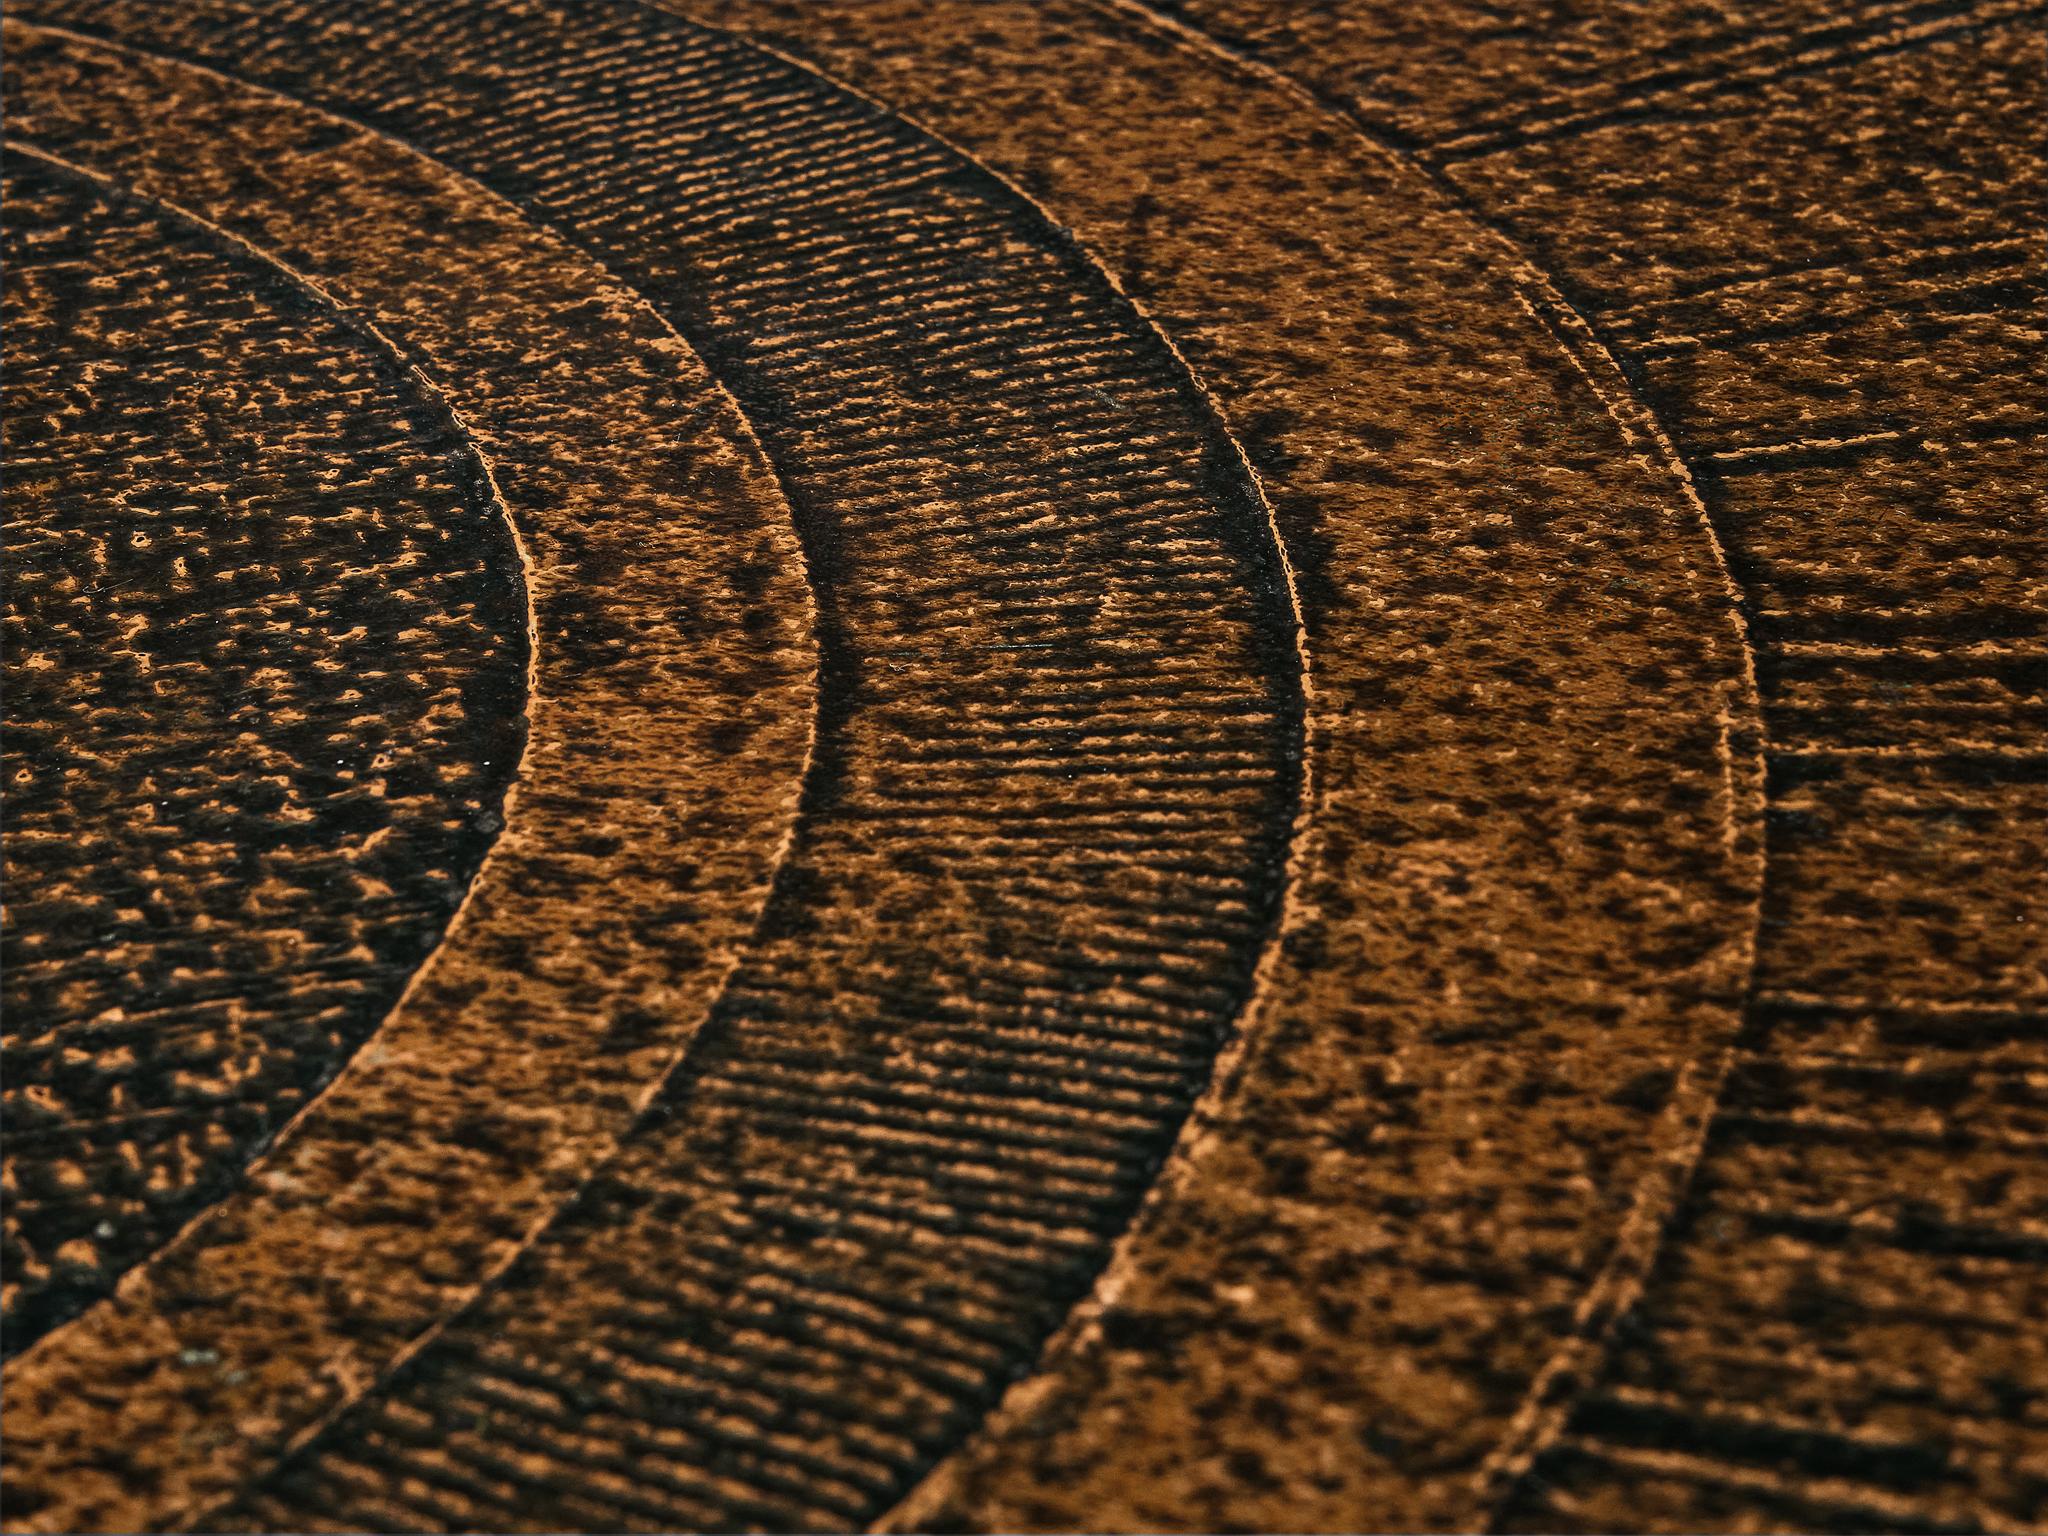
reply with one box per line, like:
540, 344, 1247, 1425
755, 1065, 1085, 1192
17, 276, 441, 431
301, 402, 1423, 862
666, 4, 1767, 1531
683, 0, 1328, 1464
2, 21, 821, 1530
8, 129, 830, 1533
1074, 2, 1773, 1513
9, 4, 1307, 1530
211, 3, 1310, 1531
0, 137, 535, 1357
2, 25, 828, 1434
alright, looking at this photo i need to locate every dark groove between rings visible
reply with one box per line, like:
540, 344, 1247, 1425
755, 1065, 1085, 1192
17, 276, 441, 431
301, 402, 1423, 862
13, 2, 1308, 1530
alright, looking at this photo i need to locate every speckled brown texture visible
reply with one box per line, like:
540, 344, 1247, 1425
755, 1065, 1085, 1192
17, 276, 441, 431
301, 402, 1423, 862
4, 20, 817, 1529
2, 155, 527, 1358
681, 5, 1759, 1530
2, 0, 2040, 1532
1101, 3, 2048, 1529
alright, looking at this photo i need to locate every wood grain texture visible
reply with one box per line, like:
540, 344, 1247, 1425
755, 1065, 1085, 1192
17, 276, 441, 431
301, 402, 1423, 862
1, 1, 2039, 1532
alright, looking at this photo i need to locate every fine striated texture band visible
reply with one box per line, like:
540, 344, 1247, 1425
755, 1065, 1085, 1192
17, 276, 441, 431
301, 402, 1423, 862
2, 1, 2039, 1532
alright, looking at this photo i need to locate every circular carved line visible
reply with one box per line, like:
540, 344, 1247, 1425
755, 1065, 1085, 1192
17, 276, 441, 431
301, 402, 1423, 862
1, 147, 528, 1357
2, 22, 819, 1534
677, 2, 1766, 1531
150, 5, 1304, 1532
11, 1, 1308, 1531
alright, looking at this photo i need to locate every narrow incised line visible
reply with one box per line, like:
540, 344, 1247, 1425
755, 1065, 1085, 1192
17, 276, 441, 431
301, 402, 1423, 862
1410, 0, 1984, 150
1082, 6, 1774, 1527
1425, 0, 2045, 163
630, 12, 1323, 1529
2, 126, 543, 1274
1701, 429, 1920, 468
7, 26, 824, 1528
1563, 1438, 2005, 1530
1600, 231, 2039, 332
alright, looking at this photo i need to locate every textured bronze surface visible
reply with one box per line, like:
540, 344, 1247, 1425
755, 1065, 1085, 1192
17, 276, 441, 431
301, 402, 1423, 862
1, 2, 2040, 1533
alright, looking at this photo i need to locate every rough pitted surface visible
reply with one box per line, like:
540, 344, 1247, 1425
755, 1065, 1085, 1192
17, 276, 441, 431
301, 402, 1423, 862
1121, 4, 2048, 1528
1, 0, 2041, 1532
3, 22, 820, 1531
1, 156, 526, 1356
6, 7, 1296, 1530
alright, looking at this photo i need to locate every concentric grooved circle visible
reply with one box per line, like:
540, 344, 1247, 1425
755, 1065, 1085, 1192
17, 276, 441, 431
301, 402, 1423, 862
2, 19, 819, 1533
1, 151, 528, 1357
5, 5, 1302, 1533
681, 3, 1766, 1532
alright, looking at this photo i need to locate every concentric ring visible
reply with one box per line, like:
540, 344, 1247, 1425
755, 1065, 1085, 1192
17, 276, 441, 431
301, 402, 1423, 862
2, 148, 527, 1356
3, 2, 1793, 1532
677, 3, 1765, 1530
6, 5, 1303, 1530
4, 20, 818, 1531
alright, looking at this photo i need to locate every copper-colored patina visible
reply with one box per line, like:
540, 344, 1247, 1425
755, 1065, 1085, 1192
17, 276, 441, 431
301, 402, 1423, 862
3, 3, 2041, 1532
